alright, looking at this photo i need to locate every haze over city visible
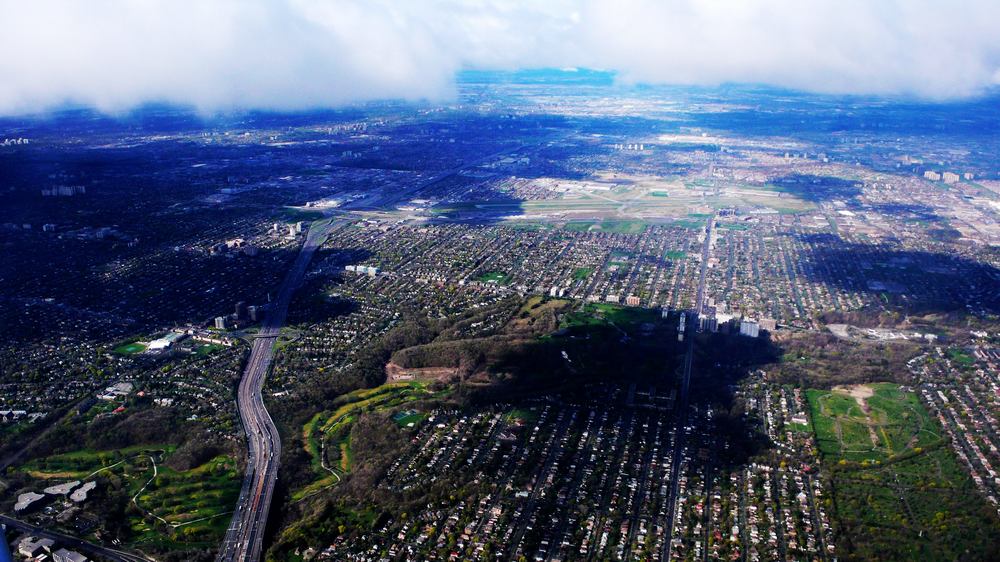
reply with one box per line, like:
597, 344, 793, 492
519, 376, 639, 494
2, 0, 1000, 114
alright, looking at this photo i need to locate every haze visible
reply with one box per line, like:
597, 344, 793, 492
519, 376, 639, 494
1, 0, 999, 112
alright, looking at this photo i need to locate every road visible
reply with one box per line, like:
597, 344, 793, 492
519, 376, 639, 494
0, 514, 152, 562
218, 142, 550, 561
661, 214, 714, 560
217, 220, 336, 562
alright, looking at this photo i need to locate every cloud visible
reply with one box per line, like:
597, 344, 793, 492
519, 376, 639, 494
0, 0, 998, 115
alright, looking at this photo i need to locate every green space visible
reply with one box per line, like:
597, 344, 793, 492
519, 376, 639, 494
508, 407, 540, 424
17, 445, 239, 549
194, 343, 225, 356
807, 383, 939, 463
663, 250, 686, 260
114, 342, 147, 355
296, 382, 447, 501
392, 410, 426, 427
716, 222, 750, 231
478, 271, 510, 284
563, 220, 648, 234
561, 302, 660, 330
672, 219, 705, 229
571, 267, 593, 281
806, 383, 1000, 560
947, 347, 975, 367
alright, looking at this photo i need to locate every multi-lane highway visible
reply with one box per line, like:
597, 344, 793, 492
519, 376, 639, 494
217, 220, 335, 562
661, 214, 714, 559
218, 145, 550, 561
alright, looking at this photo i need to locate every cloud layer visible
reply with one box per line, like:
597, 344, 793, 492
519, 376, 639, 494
1, 0, 999, 114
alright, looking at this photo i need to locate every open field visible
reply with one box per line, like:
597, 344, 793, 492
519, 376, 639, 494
561, 302, 661, 330
17, 446, 240, 549
114, 342, 147, 355
807, 383, 939, 463
807, 383, 1000, 560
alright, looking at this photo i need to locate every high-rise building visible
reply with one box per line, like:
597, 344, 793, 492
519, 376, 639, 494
700, 315, 718, 332
214, 316, 227, 330
248, 305, 260, 322
235, 301, 247, 320
739, 319, 760, 338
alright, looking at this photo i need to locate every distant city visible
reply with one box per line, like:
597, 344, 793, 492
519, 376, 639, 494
1, 67, 999, 562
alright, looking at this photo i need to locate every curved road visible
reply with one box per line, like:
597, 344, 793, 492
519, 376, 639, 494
0, 515, 153, 562
217, 220, 335, 562
217, 145, 547, 562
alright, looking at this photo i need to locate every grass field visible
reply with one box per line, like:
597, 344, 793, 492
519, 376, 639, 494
663, 250, 686, 260
194, 343, 225, 356
563, 220, 648, 234
19, 445, 239, 549
114, 342, 147, 355
808, 383, 939, 463
806, 383, 1000, 560
295, 382, 447, 501
279, 207, 325, 222
572, 267, 593, 281
478, 271, 509, 284
561, 302, 660, 330
392, 410, 426, 427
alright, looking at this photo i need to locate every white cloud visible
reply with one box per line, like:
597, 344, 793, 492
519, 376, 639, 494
0, 0, 998, 115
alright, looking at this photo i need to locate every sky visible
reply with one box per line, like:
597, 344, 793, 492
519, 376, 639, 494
1, 0, 999, 115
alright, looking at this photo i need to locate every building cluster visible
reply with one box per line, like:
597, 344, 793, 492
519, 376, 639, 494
911, 344, 1000, 516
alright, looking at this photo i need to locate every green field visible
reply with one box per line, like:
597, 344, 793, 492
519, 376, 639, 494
114, 342, 147, 355
478, 271, 509, 284
572, 267, 593, 281
296, 382, 447, 500
947, 347, 975, 367
18, 446, 239, 549
561, 302, 659, 330
716, 222, 750, 231
194, 343, 225, 356
563, 220, 648, 234
392, 410, 425, 427
663, 250, 686, 260
279, 208, 325, 221
807, 383, 939, 463
807, 384, 1000, 560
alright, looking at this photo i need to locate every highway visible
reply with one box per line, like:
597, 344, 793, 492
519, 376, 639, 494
217, 220, 336, 562
217, 144, 549, 561
0, 514, 153, 562
661, 214, 714, 560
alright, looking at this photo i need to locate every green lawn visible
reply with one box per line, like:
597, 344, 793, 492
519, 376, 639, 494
572, 267, 593, 281
18, 446, 239, 549
663, 250, 686, 260
478, 271, 509, 284
807, 383, 938, 463
114, 342, 147, 355
561, 302, 659, 330
805, 384, 999, 560
295, 382, 448, 499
